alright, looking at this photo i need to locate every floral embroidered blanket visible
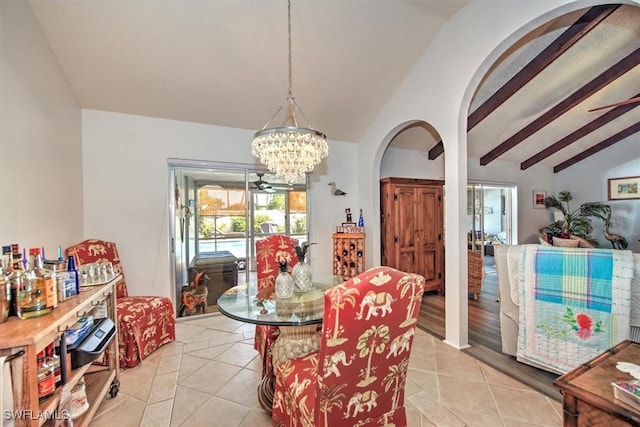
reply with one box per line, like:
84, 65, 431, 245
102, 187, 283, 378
516, 245, 634, 374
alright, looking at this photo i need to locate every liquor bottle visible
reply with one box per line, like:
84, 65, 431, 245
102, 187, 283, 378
32, 248, 57, 310
67, 255, 80, 296
8, 245, 23, 317
0, 248, 10, 323
10, 244, 21, 272
17, 249, 54, 319
358, 209, 364, 227
1, 246, 11, 272
46, 342, 61, 388
37, 349, 55, 402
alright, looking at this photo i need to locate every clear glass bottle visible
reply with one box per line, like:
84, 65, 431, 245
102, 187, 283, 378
17, 248, 54, 319
37, 349, 56, 402
10, 250, 26, 318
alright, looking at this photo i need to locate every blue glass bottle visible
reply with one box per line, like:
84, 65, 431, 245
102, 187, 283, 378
67, 255, 80, 296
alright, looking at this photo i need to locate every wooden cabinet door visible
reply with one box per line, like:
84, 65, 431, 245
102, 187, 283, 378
380, 177, 444, 294
395, 186, 418, 275
415, 185, 443, 291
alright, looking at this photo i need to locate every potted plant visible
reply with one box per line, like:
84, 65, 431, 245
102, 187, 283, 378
539, 190, 610, 247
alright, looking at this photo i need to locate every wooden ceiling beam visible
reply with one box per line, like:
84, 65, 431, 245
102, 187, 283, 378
428, 141, 444, 159
480, 45, 640, 166
468, 4, 619, 131
553, 121, 640, 173
520, 94, 640, 170
427, 4, 618, 161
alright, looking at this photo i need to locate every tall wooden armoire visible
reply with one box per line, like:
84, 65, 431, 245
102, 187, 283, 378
380, 177, 444, 294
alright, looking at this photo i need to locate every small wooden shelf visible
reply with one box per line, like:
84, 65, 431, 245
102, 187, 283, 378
332, 233, 365, 279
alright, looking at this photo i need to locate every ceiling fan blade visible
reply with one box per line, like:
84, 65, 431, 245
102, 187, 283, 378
588, 96, 640, 112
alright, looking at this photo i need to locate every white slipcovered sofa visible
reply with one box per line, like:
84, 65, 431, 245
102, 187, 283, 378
495, 245, 640, 373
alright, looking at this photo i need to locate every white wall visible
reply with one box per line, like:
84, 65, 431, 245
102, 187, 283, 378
554, 135, 640, 252
81, 110, 357, 300
0, 0, 83, 251
380, 146, 444, 180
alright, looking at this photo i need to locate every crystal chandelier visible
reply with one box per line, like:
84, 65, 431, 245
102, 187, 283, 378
252, 0, 328, 184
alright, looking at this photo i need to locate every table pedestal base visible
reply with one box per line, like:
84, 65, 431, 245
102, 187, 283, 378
271, 325, 320, 367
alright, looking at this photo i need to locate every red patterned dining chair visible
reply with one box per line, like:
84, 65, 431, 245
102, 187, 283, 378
255, 235, 299, 377
66, 239, 176, 368
272, 266, 426, 427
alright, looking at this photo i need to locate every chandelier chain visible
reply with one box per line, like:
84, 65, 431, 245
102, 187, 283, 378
251, 0, 328, 183
288, 0, 293, 100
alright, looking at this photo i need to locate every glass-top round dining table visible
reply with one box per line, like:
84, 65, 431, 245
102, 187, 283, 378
217, 274, 342, 326
216, 274, 343, 412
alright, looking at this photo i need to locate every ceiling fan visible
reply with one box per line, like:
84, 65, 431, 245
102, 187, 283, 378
588, 96, 640, 112
252, 173, 276, 193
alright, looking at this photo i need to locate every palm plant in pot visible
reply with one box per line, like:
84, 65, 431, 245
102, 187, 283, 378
539, 190, 610, 247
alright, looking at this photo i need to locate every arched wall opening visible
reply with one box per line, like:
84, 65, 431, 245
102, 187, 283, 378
452, 0, 640, 350
361, 0, 640, 350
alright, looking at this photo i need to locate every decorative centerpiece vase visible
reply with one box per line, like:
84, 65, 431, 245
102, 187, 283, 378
292, 243, 315, 293
275, 261, 294, 299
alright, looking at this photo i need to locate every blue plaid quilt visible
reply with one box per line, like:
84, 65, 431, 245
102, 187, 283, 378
516, 245, 634, 374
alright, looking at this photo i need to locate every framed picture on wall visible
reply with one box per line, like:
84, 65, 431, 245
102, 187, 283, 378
533, 190, 546, 208
608, 176, 640, 200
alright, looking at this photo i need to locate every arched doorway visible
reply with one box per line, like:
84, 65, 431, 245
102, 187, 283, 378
379, 121, 447, 335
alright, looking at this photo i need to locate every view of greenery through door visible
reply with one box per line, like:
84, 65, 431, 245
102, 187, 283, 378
196, 184, 307, 270
169, 164, 308, 297
184, 170, 306, 266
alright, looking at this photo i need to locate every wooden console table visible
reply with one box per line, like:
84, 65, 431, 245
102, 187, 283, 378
554, 340, 640, 426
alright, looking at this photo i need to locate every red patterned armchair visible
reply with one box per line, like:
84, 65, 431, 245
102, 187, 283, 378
254, 235, 299, 377
66, 239, 176, 368
272, 266, 426, 427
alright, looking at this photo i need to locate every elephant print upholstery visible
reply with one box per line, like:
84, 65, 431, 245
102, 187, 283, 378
254, 235, 299, 377
87, 243, 107, 256
272, 266, 426, 427
356, 290, 395, 320
66, 239, 176, 368
323, 349, 353, 378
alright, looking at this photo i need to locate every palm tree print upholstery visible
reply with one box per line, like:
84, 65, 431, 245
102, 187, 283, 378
66, 239, 176, 368
254, 235, 299, 377
272, 266, 425, 427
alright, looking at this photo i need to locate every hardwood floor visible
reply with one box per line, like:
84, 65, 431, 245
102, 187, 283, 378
417, 256, 562, 402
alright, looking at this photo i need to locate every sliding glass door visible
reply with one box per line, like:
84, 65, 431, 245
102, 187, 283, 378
467, 183, 517, 257
168, 161, 307, 312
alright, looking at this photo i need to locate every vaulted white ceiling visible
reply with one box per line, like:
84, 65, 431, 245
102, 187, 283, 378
28, 1, 640, 172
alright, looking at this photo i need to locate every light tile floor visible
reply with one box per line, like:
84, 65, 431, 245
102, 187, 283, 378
88, 313, 563, 426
